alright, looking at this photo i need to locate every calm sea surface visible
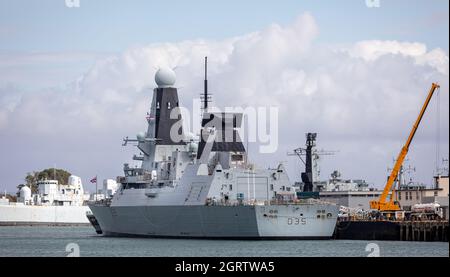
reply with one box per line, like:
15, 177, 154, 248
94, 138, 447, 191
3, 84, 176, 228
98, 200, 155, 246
0, 226, 447, 257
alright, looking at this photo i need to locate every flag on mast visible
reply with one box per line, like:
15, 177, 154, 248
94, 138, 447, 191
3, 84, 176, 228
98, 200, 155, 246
90, 176, 98, 201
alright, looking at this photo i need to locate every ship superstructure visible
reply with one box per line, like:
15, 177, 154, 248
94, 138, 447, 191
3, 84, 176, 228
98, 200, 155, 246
88, 59, 338, 238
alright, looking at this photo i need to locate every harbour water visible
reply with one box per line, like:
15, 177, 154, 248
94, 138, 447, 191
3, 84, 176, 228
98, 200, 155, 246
0, 226, 447, 257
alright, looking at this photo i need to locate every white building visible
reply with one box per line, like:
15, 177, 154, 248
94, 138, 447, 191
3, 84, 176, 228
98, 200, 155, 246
101, 179, 118, 198
395, 175, 449, 219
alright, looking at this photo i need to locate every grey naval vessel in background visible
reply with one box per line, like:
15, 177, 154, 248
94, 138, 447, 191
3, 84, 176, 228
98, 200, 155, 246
88, 58, 338, 239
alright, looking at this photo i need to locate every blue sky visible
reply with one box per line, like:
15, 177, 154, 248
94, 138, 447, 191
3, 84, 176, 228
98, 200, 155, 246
1, 0, 448, 53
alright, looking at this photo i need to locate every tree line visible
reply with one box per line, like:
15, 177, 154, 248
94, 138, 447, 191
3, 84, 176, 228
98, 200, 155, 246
22, 168, 72, 193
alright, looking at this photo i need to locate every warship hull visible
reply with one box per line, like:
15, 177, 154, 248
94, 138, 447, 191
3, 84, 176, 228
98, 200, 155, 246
0, 205, 90, 226
88, 203, 338, 239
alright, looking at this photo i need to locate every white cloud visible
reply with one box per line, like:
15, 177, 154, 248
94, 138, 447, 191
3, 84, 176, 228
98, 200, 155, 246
347, 40, 427, 61
415, 48, 449, 75
345, 40, 449, 75
0, 13, 448, 191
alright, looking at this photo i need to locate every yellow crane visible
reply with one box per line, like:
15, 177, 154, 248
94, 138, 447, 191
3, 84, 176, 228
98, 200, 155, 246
370, 83, 440, 212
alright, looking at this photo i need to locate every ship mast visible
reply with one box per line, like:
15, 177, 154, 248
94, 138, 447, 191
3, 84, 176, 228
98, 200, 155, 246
204, 57, 208, 111
201, 56, 211, 113
288, 133, 336, 192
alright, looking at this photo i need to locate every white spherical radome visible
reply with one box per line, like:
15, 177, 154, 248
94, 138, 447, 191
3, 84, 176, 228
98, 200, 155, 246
155, 67, 176, 88
20, 186, 32, 200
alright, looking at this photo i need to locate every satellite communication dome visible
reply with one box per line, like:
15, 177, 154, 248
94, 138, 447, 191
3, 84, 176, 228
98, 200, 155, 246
19, 186, 32, 201
69, 175, 83, 189
155, 67, 176, 88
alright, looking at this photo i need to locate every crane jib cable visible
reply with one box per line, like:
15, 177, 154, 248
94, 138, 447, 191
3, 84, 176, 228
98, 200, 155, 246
435, 86, 441, 175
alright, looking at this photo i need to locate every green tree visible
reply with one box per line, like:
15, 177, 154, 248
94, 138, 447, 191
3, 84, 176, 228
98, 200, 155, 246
24, 168, 72, 191
25, 171, 38, 187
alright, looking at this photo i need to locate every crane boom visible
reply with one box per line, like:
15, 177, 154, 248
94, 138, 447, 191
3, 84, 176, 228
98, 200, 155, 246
370, 83, 440, 211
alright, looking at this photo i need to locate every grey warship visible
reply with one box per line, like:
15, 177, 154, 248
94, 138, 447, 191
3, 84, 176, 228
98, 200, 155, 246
88, 58, 338, 239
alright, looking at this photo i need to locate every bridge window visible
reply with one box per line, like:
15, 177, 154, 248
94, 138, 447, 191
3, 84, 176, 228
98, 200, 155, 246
231, 154, 243, 161
124, 183, 147, 189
